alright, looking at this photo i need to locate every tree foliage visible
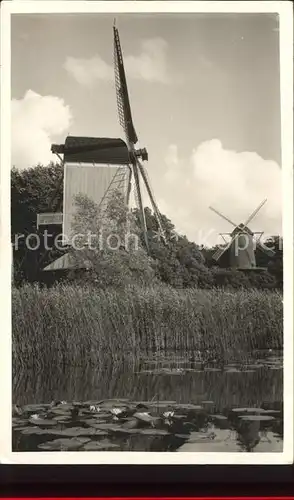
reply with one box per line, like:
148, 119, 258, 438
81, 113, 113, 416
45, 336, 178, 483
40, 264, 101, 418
68, 190, 157, 288
11, 163, 64, 283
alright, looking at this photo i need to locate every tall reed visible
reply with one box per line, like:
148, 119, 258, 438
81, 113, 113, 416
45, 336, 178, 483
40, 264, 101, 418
12, 284, 283, 371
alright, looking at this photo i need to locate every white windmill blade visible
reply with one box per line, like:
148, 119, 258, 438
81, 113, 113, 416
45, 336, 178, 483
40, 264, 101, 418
209, 206, 239, 228
213, 245, 229, 261
244, 199, 267, 227
212, 230, 241, 262
137, 159, 167, 244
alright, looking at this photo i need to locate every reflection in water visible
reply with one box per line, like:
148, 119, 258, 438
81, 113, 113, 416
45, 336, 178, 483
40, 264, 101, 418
13, 357, 283, 453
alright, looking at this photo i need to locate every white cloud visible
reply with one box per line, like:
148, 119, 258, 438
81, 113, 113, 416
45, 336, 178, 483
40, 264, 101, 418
161, 140, 282, 245
125, 38, 170, 84
12, 90, 72, 169
64, 56, 113, 86
64, 37, 171, 86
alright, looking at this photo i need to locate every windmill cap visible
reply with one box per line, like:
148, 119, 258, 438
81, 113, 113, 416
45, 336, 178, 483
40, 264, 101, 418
51, 136, 130, 165
231, 224, 254, 236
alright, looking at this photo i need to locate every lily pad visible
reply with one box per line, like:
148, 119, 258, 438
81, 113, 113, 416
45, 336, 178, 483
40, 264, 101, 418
52, 415, 72, 423
211, 415, 228, 420
49, 408, 71, 416
84, 418, 110, 427
29, 417, 58, 427
231, 408, 265, 414
58, 427, 107, 437
12, 418, 28, 427
82, 411, 110, 419
54, 403, 74, 411
239, 415, 275, 421
38, 437, 89, 451
99, 401, 128, 409
138, 428, 170, 436
174, 404, 204, 411
21, 426, 59, 436
133, 412, 157, 423
245, 364, 264, 369
261, 409, 281, 414
188, 431, 216, 443
23, 404, 50, 413
204, 368, 222, 372
122, 419, 139, 429
112, 428, 140, 435
87, 423, 122, 432
83, 440, 120, 451
150, 400, 177, 405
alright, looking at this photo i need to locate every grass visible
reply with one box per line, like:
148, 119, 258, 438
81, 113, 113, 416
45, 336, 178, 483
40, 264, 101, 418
12, 284, 283, 371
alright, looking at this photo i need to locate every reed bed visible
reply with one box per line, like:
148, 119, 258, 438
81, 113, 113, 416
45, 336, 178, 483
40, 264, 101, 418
12, 284, 283, 371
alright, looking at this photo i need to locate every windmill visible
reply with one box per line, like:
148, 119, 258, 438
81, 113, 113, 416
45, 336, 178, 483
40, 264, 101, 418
209, 199, 275, 271
37, 23, 166, 272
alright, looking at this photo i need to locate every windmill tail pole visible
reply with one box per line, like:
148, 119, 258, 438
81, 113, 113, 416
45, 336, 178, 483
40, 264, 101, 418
132, 161, 149, 253
137, 160, 167, 244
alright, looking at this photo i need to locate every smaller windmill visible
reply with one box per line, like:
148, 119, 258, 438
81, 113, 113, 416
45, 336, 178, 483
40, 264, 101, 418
209, 199, 275, 271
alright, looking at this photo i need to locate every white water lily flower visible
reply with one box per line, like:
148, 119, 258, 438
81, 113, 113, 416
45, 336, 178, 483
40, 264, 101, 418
111, 408, 123, 416
30, 414, 39, 420
163, 411, 174, 418
89, 405, 100, 413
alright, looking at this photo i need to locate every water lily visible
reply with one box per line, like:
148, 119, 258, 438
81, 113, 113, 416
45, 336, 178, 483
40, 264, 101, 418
135, 411, 149, 418
89, 405, 100, 413
111, 408, 123, 416
50, 399, 67, 408
30, 413, 40, 420
163, 411, 174, 418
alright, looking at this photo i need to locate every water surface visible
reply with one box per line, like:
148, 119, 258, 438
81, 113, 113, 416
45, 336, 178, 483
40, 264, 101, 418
13, 352, 283, 452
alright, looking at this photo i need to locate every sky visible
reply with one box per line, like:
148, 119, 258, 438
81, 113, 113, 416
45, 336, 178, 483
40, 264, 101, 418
11, 12, 282, 245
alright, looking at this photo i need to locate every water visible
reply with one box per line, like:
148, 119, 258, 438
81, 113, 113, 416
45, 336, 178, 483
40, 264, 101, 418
12, 352, 283, 452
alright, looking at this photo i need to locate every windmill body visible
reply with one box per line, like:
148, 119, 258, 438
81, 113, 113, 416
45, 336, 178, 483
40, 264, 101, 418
60, 136, 131, 243
37, 24, 166, 273
229, 225, 256, 270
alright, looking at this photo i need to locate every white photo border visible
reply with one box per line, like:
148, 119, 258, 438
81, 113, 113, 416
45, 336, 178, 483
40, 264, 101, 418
0, 0, 293, 465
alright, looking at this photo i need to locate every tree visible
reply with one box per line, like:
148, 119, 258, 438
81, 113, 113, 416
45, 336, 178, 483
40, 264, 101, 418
69, 190, 157, 288
11, 163, 64, 283
256, 236, 283, 289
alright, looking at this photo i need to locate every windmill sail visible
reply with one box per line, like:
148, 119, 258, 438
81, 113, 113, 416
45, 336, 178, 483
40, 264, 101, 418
113, 25, 138, 145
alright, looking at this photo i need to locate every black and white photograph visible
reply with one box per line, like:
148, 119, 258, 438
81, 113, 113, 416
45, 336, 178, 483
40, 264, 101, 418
0, 1, 293, 463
